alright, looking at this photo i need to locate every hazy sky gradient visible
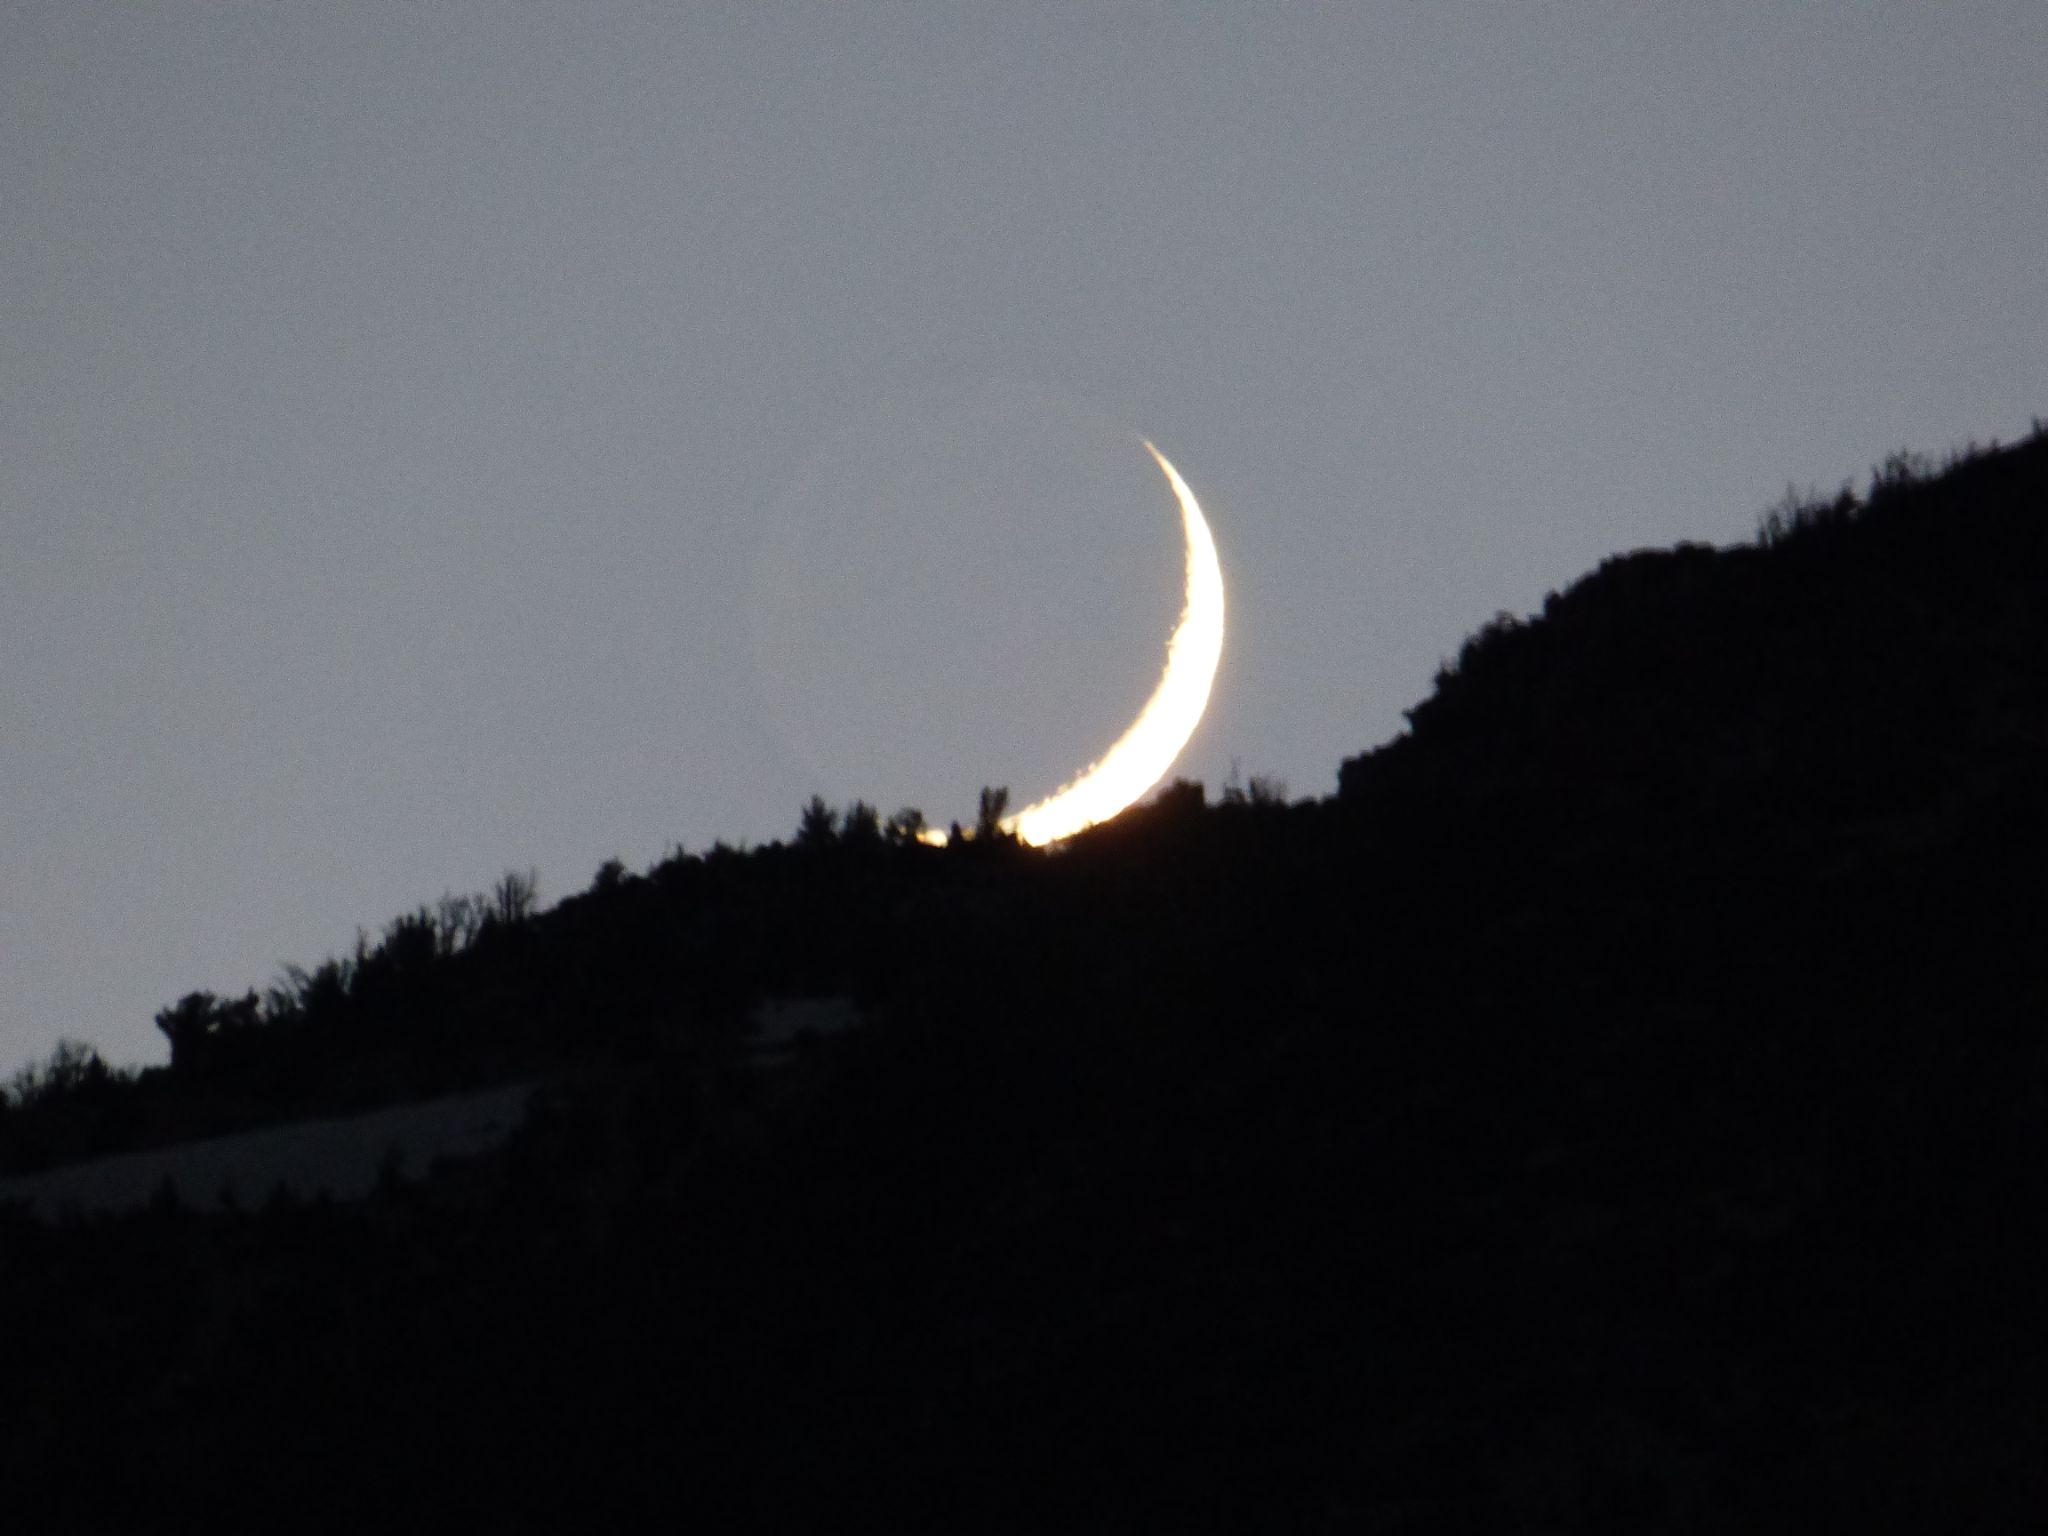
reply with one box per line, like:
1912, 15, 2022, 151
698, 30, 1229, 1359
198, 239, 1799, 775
4, 3, 2043, 1070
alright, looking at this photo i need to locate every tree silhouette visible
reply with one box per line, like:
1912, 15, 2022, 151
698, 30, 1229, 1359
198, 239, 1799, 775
152, 990, 260, 1071
974, 785, 1011, 842
797, 795, 838, 850
4, 1039, 113, 1109
489, 868, 540, 926
840, 800, 883, 847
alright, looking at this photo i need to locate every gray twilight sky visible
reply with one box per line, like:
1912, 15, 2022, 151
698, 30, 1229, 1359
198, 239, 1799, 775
3, 4, 2044, 1073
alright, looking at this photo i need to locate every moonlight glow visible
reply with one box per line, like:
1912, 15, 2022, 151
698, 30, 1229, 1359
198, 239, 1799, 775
999, 440, 1226, 846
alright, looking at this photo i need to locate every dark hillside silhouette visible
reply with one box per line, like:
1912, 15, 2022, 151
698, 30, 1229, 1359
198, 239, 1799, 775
3, 428, 2045, 1532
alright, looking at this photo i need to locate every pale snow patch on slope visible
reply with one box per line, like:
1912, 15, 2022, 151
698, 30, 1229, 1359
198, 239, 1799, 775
0, 1083, 534, 1221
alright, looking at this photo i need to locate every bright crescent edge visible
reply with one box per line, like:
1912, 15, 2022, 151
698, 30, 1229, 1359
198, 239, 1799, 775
997, 440, 1226, 846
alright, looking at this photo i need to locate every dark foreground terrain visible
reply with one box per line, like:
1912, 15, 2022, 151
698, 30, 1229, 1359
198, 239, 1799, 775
4, 434, 2044, 1531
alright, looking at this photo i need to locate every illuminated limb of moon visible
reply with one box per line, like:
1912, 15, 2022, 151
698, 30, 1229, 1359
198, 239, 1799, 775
935, 440, 1226, 847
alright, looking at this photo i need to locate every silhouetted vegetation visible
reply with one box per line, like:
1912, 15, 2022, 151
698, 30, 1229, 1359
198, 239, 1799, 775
3, 428, 2045, 1532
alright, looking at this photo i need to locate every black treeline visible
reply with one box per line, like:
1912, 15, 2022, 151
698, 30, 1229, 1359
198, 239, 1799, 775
3, 431, 2045, 1532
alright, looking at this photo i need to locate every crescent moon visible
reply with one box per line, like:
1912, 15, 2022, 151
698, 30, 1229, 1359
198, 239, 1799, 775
999, 440, 1226, 846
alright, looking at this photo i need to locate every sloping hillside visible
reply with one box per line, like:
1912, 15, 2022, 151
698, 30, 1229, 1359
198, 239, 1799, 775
4, 431, 2044, 1533
1346, 437, 2043, 844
